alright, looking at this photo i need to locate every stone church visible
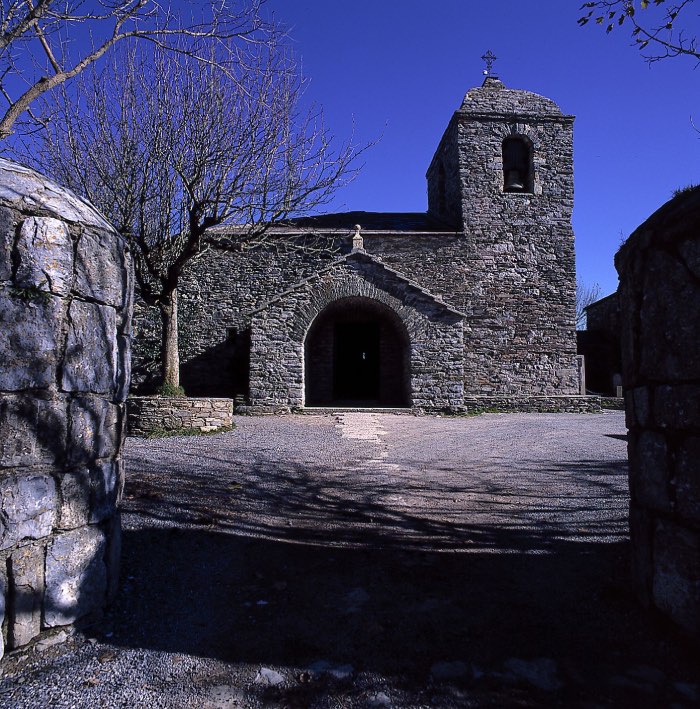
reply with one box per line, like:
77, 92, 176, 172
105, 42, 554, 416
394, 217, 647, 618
134, 73, 580, 412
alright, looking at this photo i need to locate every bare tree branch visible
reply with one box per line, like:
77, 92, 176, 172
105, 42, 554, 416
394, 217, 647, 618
576, 278, 602, 328
578, 0, 700, 64
0, 0, 278, 140
30, 36, 368, 389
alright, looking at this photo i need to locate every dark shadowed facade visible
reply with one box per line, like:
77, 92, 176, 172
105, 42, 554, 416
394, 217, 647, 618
133, 76, 579, 411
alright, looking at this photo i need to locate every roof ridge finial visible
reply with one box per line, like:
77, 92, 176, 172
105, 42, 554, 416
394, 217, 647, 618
352, 224, 364, 252
481, 50, 498, 78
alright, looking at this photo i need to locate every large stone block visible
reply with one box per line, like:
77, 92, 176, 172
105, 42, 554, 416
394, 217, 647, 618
630, 431, 671, 512
0, 563, 6, 660
7, 544, 44, 648
0, 394, 67, 468
653, 384, 700, 430
0, 206, 15, 282
44, 526, 107, 627
67, 396, 120, 465
56, 470, 91, 530
15, 216, 73, 295
0, 158, 113, 231
74, 228, 126, 307
653, 520, 700, 635
675, 437, 700, 525
57, 460, 123, 529
0, 473, 57, 550
61, 300, 118, 394
629, 505, 653, 608
0, 290, 64, 390
639, 251, 700, 382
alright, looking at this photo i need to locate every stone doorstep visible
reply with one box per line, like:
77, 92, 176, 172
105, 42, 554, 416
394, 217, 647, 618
302, 407, 415, 415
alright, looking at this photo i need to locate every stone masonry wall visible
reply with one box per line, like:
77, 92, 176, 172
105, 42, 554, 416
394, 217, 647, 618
127, 397, 233, 436
616, 186, 700, 637
249, 255, 464, 411
0, 160, 132, 656
136, 223, 576, 401
131, 79, 578, 403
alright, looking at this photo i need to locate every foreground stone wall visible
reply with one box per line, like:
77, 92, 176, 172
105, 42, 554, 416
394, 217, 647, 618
616, 186, 700, 637
0, 160, 132, 656
127, 397, 233, 436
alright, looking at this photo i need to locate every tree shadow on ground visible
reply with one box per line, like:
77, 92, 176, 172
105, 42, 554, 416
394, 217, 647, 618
86, 444, 700, 707
98, 527, 698, 707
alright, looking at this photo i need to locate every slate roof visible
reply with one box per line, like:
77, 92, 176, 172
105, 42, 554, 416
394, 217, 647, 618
259, 211, 459, 233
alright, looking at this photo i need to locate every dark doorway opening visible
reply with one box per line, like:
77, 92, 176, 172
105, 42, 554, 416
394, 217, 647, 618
334, 322, 380, 400
305, 297, 410, 407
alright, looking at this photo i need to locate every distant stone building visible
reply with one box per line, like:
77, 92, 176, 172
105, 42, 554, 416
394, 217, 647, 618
133, 74, 580, 411
579, 292, 622, 395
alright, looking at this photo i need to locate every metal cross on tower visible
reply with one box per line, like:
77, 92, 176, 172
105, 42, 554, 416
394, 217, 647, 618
481, 50, 498, 76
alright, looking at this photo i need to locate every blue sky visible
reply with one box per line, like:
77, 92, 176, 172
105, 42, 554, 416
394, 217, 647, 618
264, 0, 699, 298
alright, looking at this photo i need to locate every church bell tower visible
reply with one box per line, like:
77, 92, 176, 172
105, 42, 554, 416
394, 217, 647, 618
426, 54, 579, 396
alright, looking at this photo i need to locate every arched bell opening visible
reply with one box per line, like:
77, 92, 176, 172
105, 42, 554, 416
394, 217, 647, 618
304, 296, 411, 407
502, 135, 534, 193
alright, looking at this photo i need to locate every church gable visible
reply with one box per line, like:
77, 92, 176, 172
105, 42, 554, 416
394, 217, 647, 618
248, 254, 464, 410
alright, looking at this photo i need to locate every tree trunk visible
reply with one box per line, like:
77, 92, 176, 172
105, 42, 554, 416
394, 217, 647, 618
159, 288, 180, 390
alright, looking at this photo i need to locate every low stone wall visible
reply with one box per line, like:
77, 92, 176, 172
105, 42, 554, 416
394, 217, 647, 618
127, 397, 234, 436
0, 160, 132, 657
240, 395, 601, 415
461, 395, 601, 414
598, 397, 625, 410
616, 186, 700, 638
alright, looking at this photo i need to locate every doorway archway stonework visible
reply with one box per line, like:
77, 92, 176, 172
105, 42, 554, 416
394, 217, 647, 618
248, 250, 465, 411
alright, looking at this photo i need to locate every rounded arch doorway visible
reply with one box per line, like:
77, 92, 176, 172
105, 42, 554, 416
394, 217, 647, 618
304, 297, 411, 407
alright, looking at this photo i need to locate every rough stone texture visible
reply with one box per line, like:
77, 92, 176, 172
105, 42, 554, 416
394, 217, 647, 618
57, 471, 92, 531
7, 545, 44, 648
44, 526, 107, 627
616, 185, 700, 639
67, 396, 121, 465
249, 254, 464, 410
0, 206, 15, 283
0, 565, 5, 660
62, 299, 118, 394
0, 395, 67, 468
15, 216, 73, 295
0, 158, 113, 230
74, 227, 129, 307
0, 474, 57, 551
0, 291, 64, 391
0, 159, 132, 652
127, 397, 234, 435
461, 395, 600, 414
132, 77, 578, 410
57, 461, 123, 530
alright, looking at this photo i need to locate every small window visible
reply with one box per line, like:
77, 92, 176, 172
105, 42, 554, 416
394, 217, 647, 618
502, 136, 533, 193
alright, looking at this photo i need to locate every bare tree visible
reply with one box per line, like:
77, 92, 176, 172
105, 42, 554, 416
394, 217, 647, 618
578, 0, 700, 64
0, 0, 272, 140
34, 39, 363, 391
576, 278, 602, 329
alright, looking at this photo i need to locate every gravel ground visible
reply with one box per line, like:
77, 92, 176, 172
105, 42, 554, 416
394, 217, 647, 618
1, 411, 698, 708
